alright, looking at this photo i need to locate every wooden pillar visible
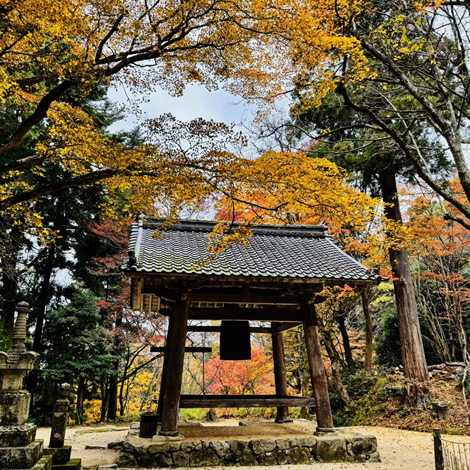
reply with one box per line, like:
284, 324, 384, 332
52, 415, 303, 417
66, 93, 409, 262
271, 323, 292, 423
156, 317, 174, 420
159, 292, 189, 436
302, 297, 335, 434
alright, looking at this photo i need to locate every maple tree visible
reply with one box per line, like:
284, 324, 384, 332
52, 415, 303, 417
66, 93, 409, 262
215, 154, 392, 408
89, 216, 167, 420
0, 0, 373, 234
405, 184, 470, 364
215, 152, 386, 242
205, 347, 275, 396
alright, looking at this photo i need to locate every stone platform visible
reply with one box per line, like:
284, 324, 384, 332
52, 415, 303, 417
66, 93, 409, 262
110, 421, 380, 467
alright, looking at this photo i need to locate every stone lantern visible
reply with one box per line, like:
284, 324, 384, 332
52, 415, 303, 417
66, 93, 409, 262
0, 302, 39, 425
0, 302, 48, 469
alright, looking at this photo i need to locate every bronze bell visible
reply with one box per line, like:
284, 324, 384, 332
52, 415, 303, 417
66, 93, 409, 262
220, 321, 251, 360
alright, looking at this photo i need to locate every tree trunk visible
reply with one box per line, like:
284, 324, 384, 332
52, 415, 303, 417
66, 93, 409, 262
322, 324, 352, 406
100, 378, 108, 422
379, 171, 430, 405
362, 288, 373, 373
27, 245, 56, 401
107, 317, 122, 420
77, 376, 85, 424
300, 348, 311, 419
336, 314, 355, 369
107, 376, 118, 420
0, 221, 20, 341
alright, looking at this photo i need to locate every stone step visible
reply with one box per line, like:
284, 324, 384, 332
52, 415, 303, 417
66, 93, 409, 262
31, 454, 53, 470
0, 439, 43, 469
52, 458, 81, 470
0, 423, 37, 448
43, 445, 72, 464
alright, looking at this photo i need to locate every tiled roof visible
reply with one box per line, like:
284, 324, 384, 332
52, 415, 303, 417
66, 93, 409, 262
123, 220, 383, 283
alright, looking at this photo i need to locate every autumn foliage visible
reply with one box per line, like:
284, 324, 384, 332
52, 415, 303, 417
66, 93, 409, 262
205, 348, 275, 396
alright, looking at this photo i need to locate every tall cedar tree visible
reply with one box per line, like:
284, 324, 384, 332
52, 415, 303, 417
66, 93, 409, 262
289, 83, 453, 400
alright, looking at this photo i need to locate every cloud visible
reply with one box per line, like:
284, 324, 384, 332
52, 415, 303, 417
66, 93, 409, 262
108, 84, 257, 132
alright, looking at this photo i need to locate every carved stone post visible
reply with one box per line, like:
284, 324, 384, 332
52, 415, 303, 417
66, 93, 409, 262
0, 302, 39, 424
43, 382, 78, 468
49, 383, 71, 448
0, 302, 48, 470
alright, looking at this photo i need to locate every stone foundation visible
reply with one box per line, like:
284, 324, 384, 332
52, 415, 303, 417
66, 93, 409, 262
0, 423, 37, 447
0, 439, 45, 468
43, 445, 72, 464
0, 391, 31, 425
31, 455, 53, 470
111, 422, 380, 467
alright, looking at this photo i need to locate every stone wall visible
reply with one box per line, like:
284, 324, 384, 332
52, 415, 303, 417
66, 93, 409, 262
111, 432, 380, 467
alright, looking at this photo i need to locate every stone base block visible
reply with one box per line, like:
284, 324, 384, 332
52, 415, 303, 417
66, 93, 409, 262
31, 455, 53, 470
0, 423, 36, 447
43, 446, 72, 465
115, 430, 380, 467
0, 391, 31, 426
345, 434, 380, 463
52, 458, 81, 470
0, 439, 43, 469
314, 436, 347, 462
274, 417, 293, 424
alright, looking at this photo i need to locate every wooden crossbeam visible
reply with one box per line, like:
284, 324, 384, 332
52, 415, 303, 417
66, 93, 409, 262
150, 346, 212, 354
177, 394, 316, 409
142, 287, 306, 305
188, 293, 301, 305
186, 323, 301, 334
187, 308, 303, 322
275, 322, 302, 332
187, 325, 272, 334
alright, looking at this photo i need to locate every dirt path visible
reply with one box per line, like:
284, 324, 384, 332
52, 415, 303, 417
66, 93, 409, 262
35, 423, 463, 469
35, 425, 129, 467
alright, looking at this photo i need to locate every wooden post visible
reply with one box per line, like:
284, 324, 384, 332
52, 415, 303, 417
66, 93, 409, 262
433, 429, 444, 470
271, 323, 292, 423
302, 298, 335, 434
159, 292, 189, 436
156, 319, 174, 421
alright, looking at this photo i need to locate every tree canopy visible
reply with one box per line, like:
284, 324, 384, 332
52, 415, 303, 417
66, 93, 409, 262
0, 0, 372, 231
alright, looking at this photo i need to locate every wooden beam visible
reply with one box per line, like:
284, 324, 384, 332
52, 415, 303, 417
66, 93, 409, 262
275, 322, 302, 332
302, 299, 335, 433
159, 308, 302, 321
177, 394, 316, 409
272, 323, 291, 423
144, 287, 305, 305
132, 272, 381, 287
187, 325, 272, 334
135, 274, 333, 287
159, 293, 189, 436
187, 308, 302, 322
150, 346, 212, 354
190, 292, 302, 304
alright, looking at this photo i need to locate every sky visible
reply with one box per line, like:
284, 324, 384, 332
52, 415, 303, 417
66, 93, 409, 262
108, 83, 258, 133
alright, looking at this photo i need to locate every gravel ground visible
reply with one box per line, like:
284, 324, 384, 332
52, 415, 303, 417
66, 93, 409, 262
34, 422, 464, 469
